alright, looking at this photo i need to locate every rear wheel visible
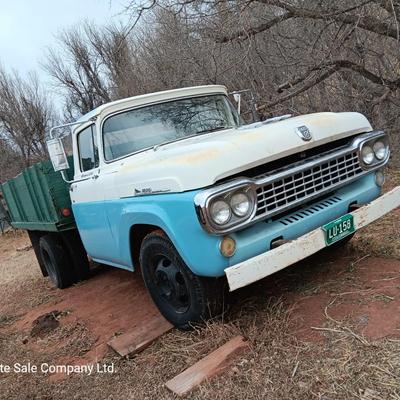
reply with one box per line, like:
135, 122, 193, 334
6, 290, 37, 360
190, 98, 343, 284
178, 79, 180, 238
139, 231, 226, 330
27, 231, 48, 277
39, 234, 74, 289
60, 230, 90, 282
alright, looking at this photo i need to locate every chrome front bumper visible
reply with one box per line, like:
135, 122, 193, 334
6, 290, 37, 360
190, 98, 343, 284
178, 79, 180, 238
225, 186, 400, 291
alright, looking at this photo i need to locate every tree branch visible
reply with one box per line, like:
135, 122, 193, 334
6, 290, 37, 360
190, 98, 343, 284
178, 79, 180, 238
217, 0, 398, 43
259, 58, 400, 110
279, 59, 398, 91
259, 67, 339, 110
215, 11, 293, 43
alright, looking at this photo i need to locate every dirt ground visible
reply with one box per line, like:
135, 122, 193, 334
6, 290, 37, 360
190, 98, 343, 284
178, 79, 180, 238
0, 172, 399, 399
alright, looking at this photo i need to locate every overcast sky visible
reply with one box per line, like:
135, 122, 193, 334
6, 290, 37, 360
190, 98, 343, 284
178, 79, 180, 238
0, 0, 129, 80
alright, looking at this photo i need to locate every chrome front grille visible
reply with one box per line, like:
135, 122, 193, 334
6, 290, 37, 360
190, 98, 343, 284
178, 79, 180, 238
255, 150, 363, 218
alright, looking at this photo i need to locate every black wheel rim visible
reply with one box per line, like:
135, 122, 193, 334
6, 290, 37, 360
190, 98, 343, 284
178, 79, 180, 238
152, 255, 190, 313
41, 248, 57, 285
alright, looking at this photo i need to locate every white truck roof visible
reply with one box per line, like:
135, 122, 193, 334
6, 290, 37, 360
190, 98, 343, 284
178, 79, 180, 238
76, 85, 228, 123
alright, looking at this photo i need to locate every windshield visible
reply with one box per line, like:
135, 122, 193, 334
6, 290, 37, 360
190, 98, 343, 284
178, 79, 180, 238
102, 94, 239, 161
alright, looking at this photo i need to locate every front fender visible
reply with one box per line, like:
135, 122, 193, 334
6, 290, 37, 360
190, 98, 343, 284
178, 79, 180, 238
104, 191, 229, 276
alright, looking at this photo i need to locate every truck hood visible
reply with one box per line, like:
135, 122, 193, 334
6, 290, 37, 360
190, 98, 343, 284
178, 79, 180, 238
114, 112, 372, 196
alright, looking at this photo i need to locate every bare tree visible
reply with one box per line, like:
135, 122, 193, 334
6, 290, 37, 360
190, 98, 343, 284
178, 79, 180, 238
0, 138, 23, 182
40, 0, 400, 159
0, 67, 55, 170
120, 0, 400, 149
44, 24, 112, 119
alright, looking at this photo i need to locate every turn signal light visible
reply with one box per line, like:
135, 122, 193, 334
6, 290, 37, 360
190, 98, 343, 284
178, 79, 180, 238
220, 236, 236, 257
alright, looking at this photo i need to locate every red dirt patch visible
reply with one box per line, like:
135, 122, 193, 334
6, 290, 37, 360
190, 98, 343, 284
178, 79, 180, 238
13, 265, 163, 365
283, 256, 400, 341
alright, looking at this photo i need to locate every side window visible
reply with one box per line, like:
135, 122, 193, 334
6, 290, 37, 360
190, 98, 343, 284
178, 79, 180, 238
77, 125, 99, 172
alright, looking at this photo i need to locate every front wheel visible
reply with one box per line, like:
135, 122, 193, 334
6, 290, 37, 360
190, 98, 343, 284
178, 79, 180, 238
139, 231, 226, 330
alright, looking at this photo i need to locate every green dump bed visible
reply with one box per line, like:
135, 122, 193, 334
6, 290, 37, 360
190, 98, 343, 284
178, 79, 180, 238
0, 160, 75, 232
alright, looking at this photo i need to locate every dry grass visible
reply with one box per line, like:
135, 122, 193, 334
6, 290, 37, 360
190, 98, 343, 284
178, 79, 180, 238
2, 298, 400, 399
0, 231, 58, 321
0, 314, 18, 327
28, 319, 98, 358
350, 169, 400, 259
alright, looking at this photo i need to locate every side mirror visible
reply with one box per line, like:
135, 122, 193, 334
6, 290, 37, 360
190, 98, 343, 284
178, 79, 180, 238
230, 89, 260, 123
233, 93, 242, 115
47, 138, 69, 171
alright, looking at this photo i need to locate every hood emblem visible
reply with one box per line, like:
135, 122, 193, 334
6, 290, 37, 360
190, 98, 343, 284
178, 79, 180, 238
295, 125, 312, 141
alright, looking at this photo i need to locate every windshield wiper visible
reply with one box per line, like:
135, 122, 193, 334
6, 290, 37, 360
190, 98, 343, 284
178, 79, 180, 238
196, 125, 234, 135
152, 126, 234, 152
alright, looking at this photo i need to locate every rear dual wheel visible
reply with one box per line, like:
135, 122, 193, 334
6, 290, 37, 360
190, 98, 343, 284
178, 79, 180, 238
39, 235, 74, 289
39, 232, 90, 289
140, 231, 226, 330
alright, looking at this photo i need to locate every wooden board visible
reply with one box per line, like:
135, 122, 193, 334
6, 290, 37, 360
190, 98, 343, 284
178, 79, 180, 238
108, 315, 173, 357
165, 335, 249, 396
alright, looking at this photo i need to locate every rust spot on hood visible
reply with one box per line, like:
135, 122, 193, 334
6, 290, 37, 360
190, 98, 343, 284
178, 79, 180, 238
296, 113, 336, 128
172, 148, 221, 164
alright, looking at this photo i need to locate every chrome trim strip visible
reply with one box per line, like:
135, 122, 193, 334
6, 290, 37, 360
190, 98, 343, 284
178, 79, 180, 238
49, 118, 96, 139
194, 130, 389, 235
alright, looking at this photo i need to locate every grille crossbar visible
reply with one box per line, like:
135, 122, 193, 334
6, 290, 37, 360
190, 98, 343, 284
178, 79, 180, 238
255, 150, 364, 218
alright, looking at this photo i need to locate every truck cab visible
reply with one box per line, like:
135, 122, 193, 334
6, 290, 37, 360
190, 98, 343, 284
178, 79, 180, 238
41, 85, 400, 328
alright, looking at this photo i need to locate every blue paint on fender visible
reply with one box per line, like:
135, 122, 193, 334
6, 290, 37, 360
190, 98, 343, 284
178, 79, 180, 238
72, 190, 228, 274
73, 173, 381, 277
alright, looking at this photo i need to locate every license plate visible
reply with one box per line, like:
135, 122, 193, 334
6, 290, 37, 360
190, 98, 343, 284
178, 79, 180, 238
322, 214, 355, 246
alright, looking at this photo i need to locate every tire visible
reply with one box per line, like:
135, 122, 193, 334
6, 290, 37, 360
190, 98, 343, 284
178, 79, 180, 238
27, 231, 48, 277
39, 234, 74, 289
60, 230, 90, 282
139, 231, 226, 330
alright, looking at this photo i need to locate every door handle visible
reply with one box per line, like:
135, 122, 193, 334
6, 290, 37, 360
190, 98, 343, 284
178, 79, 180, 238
92, 174, 99, 180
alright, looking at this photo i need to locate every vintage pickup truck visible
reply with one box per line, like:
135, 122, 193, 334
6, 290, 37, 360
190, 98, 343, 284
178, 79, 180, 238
2, 85, 400, 329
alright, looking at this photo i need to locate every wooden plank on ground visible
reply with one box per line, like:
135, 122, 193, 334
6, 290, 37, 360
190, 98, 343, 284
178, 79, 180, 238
165, 335, 250, 396
108, 315, 173, 357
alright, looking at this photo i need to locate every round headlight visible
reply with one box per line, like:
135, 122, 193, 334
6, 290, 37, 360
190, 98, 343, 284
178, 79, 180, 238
373, 141, 387, 160
230, 192, 251, 217
361, 145, 375, 165
210, 200, 231, 225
